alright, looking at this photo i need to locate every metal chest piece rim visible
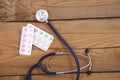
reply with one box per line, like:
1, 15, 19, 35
35, 9, 48, 22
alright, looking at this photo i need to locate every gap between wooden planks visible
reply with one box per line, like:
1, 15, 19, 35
0, 0, 120, 21
0, 73, 120, 80
0, 19, 120, 75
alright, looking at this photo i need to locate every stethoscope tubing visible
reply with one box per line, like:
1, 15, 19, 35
27, 50, 92, 80
46, 50, 92, 74
27, 64, 39, 80
46, 21, 80, 80
39, 52, 92, 74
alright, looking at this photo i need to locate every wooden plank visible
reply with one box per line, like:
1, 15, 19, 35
0, 0, 120, 21
0, 48, 120, 75
0, 18, 120, 34
0, 31, 120, 49
0, 0, 15, 21
0, 19, 120, 75
0, 19, 120, 49
19, 73, 120, 80
0, 73, 120, 80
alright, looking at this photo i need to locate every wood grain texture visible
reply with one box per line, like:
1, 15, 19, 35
0, 19, 120, 50
0, 0, 120, 21
0, 19, 120, 75
0, 0, 15, 21
0, 31, 120, 49
0, 1, 120, 79
0, 73, 120, 80
0, 18, 120, 34
0, 31, 120, 50
0, 48, 120, 75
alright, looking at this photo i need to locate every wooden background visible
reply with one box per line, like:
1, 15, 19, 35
0, 0, 120, 80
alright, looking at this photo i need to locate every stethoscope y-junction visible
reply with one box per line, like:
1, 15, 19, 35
27, 9, 92, 80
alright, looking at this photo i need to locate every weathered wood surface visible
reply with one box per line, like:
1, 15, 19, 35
0, 48, 120, 75
0, 73, 120, 80
0, 19, 120, 50
0, 0, 120, 21
0, 19, 120, 76
0, 0, 120, 80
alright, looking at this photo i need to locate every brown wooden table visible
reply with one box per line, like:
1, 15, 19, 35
0, 0, 120, 80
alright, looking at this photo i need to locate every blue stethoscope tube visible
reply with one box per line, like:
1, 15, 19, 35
38, 52, 56, 75
46, 21, 81, 80
27, 64, 39, 80
27, 53, 56, 80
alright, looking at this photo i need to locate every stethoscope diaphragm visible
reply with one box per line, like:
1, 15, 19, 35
35, 9, 48, 22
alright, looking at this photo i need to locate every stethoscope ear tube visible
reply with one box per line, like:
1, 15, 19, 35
85, 48, 92, 75
46, 48, 92, 75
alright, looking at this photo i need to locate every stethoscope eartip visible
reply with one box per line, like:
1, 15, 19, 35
35, 9, 48, 22
87, 70, 92, 75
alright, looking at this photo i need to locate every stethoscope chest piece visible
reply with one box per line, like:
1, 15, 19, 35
35, 9, 48, 22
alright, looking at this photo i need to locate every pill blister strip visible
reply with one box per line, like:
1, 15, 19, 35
19, 27, 34, 55
19, 23, 54, 55
27, 23, 54, 51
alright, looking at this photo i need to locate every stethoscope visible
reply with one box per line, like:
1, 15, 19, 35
27, 9, 92, 80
